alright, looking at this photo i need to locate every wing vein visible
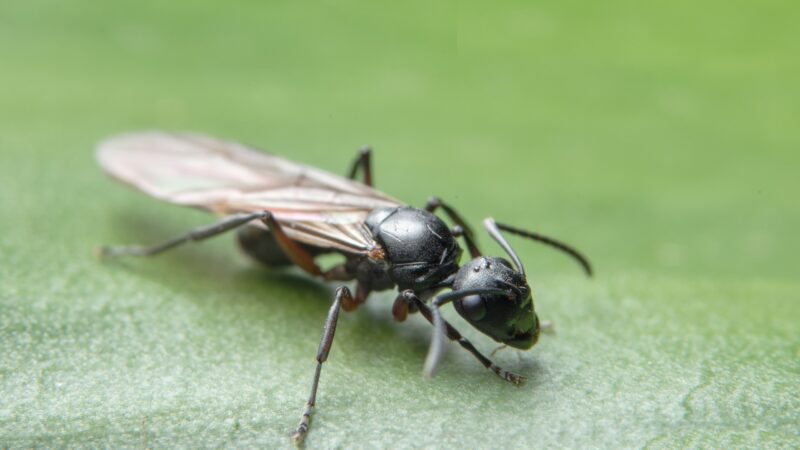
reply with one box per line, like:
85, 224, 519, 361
97, 131, 403, 255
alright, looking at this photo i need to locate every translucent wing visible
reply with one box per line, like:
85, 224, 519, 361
97, 131, 403, 254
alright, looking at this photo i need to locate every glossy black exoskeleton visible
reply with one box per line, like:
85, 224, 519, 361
97, 134, 592, 445
365, 206, 462, 292
452, 256, 538, 350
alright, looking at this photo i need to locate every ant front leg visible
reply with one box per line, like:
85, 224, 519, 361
291, 286, 353, 445
400, 290, 526, 386
346, 147, 373, 187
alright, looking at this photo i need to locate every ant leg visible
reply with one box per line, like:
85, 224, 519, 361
449, 225, 480, 259
490, 344, 508, 357
392, 288, 428, 322
400, 290, 526, 386
324, 264, 367, 311
100, 210, 327, 276
259, 212, 323, 277
346, 147, 373, 187
347, 283, 371, 312
425, 197, 481, 257
391, 291, 411, 322
291, 286, 352, 445
321, 264, 352, 282
97, 211, 270, 258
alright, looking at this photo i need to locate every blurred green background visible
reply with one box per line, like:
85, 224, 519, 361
1, 0, 798, 448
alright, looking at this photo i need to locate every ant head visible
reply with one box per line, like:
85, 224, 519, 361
422, 218, 592, 379
448, 218, 592, 349
452, 256, 539, 349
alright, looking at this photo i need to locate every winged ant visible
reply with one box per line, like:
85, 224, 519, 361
96, 132, 592, 444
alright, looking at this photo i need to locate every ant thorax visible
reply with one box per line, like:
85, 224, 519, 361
364, 206, 462, 292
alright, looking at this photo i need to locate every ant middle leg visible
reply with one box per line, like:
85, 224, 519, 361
425, 197, 481, 257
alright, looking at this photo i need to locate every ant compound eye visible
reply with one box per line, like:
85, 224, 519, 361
459, 295, 487, 321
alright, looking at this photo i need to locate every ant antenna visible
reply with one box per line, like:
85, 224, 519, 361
483, 218, 527, 276
487, 219, 593, 277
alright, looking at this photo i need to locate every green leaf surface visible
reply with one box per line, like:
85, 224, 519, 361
1, 0, 798, 448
